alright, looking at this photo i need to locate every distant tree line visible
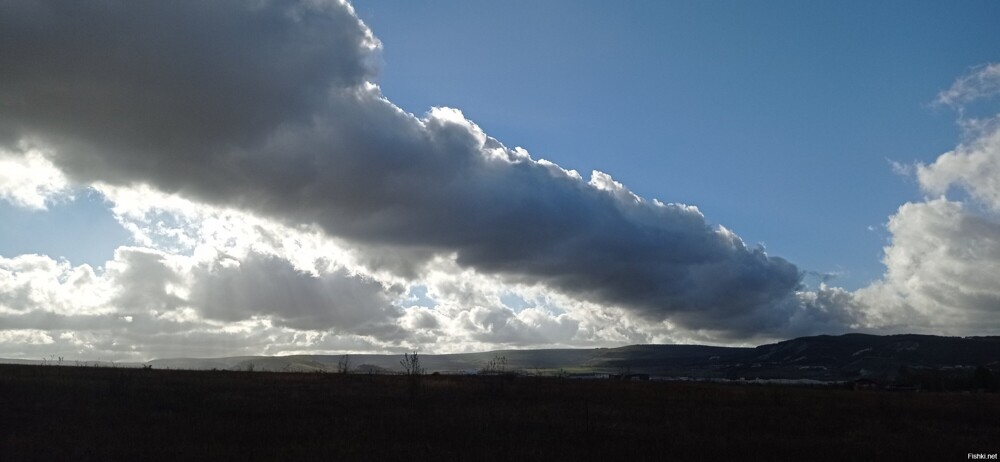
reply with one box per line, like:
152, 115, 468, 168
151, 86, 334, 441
895, 365, 998, 392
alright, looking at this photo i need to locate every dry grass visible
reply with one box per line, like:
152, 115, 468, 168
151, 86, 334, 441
0, 364, 997, 461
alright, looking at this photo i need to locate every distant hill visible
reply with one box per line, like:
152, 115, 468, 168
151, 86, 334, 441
721, 333, 1000, 382
8, 333, 997, 384
147, 344, 750, 375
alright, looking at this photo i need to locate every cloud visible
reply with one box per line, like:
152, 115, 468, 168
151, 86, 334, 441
188, 251, 402, 332
857, 199, 1000, 335
102, 245, 404, 335
5, 4, 1000, 358
107, 247, 187, 315
0, 254, 106, 316
856, 63, 1000, 336
0, 144, 70, 209
0, 0, 829, 339
916, 115, 1000, 211
935, 63, 1000, 109
455, 305, 579, 345
0, 243, 408, 359
0, 0, 378, 170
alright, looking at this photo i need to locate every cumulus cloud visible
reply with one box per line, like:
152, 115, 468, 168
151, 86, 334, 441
188, 252, 402, 332
9, 1, 999, 358
857, 199, 1000, 335
0, 179, 620, 359
0, 144, 71, 209
856, 63, 1000, 336
919, 64, 1000, 212
917, 113, 1000, 211
0, 0, 828, 340
104, 244, 403, 336
0, 244, 408, 359
922, 65, 1000, 210
0, 254, 106, 316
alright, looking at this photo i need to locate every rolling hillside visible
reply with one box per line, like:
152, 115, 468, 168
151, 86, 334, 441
141, 333, 1000, 382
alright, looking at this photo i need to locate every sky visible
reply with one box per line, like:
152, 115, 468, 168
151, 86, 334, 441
1, 0, 999, 361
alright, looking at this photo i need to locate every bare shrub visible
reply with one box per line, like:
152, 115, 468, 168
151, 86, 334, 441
400, 351, 424, 376
400, 351, 423, 400
482, 355, 507, 376
337, 354, 351, 374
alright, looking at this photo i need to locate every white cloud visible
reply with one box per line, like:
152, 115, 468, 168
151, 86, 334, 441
856, 199, 1000, 335
856, 64, 1000, 337
0, 330, 53, 345
935, 63, 1000, 109
0, 244, 413, 360
0, 254, 106, 316
0, 182, 626, 359
0, 145, 71, 210
917, 118, 1000, 211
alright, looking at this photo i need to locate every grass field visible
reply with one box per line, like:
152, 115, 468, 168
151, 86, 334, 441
1, 364, 997, 461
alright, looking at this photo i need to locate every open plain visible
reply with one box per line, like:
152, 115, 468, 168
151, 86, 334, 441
1, 364, 997, 461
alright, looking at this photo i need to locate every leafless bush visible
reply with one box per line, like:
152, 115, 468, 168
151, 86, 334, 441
482, 354, 507, 376
400, 351, 423, 400
337, 354, 351, 374
400, 351, 424, 376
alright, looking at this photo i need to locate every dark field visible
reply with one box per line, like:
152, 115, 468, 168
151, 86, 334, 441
1, 365, 997, 461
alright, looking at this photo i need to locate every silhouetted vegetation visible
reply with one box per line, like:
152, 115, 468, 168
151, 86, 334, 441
1, 363, 998, 461
974, 365, 998, 392
895, 365, 1000, 392
400, 351, 423, 400
336, 354, 351, 374
481, 354, 507, 375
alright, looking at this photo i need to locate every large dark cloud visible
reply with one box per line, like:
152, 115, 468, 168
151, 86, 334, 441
0, 0, 825, 337
0, 0, 376, 182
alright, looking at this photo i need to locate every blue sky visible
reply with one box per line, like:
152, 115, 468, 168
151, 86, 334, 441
0, 189, 128, 267
352, 0, 1000, 289
1, 1, 1000, 360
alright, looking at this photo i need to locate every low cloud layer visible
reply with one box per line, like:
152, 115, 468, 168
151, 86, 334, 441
0, 0, 823, 339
